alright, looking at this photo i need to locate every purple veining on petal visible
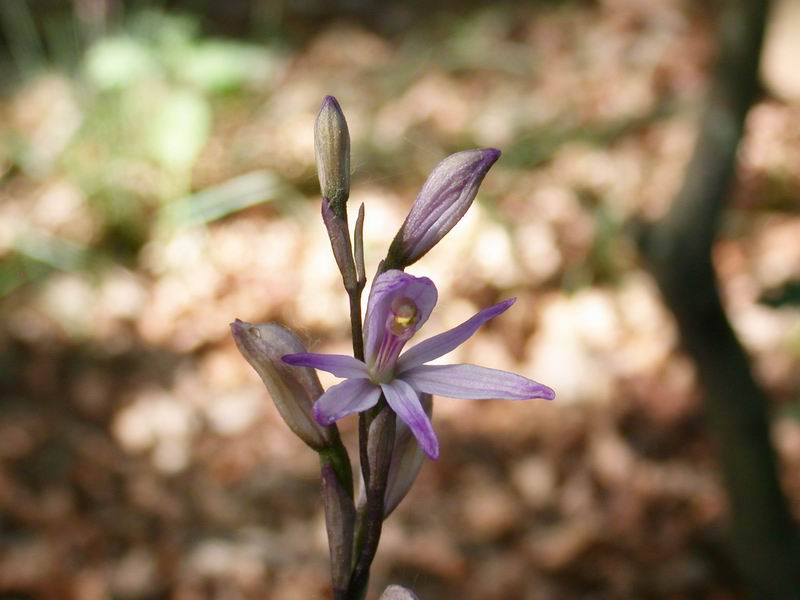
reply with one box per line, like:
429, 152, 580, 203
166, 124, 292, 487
394, 148, 501, 264
397, 298, 516, 372
314, 378, 382, 425
282, 352, 369, 379
380, 379, 439, 459
401, 363, 556, 401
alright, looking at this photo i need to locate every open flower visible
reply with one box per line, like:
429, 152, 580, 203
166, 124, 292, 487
283, 270, 554, 459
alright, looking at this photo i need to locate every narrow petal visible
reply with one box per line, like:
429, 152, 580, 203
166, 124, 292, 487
380, 379, 439, 459
401, 364, 556, 401
283, 353, 369, 379
397, 298, 516, 372
314, 379, 381, 425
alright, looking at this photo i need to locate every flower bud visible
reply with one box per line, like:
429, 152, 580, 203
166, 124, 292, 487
383, 393, 432, 517
321, 461, 356, 594
357, 394, 433, 517
315, 96, 350, 215
380, 585, 420, 600
387, 148, 500, 268
230, 319, 335, 450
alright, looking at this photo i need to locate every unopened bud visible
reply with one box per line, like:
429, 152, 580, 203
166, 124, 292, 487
230, 320, 335, 450
384, 393, 432, 517
357, 394, 432, 517
321, 461, 356, 594
380, 585, 420, 600
387, 148, 500, 268
315, 95, 350, 216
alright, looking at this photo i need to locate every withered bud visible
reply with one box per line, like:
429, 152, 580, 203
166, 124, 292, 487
230, 320, 335, 450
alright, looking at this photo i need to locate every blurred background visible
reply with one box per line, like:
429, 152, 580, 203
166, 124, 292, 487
1, 0, 800, 598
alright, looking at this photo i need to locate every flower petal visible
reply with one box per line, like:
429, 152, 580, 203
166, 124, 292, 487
401, 364, 556, 401
397, 298, 516, 372
380, 379, 439, 459
363, 270, 438, 366
314, 378, 381, 425
282, 352, 370, 379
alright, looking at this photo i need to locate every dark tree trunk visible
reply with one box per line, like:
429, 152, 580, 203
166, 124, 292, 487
641, 1, 800, 598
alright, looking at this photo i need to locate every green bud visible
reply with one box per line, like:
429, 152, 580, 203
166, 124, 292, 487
314, 96, 351, 216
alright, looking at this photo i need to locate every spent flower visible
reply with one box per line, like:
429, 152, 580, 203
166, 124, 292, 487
283, 270, 555, 459
230, 319, 336, 450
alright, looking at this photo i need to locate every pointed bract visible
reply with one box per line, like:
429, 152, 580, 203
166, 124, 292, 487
320, 461, 355, 594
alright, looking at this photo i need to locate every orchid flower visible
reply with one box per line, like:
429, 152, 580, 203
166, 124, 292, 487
283, 269, 555, 459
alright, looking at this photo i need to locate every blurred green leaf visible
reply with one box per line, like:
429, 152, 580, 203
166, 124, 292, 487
0, 253, 51, 297
84, 36, 160, 91
159, 170, 301, 230
176, 41, 278, 93
146, 89, 211, 172
0, 227, 88, 297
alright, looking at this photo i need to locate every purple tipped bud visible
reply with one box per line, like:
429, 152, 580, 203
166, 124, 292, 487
388, 148, 501, 267
230, 320, 335, 450
380, 585, 420, 600
315, 96, 350, 215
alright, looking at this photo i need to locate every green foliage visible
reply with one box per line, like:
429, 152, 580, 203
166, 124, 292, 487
84, 35, 161, 91
146, 89, 211, 173
0, 8, 285, 297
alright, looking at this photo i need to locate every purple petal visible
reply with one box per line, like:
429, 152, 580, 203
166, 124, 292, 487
389, 148, 501, 266
380, 379, 439, 460
401, 364, 556, 401
314, 378, 381, 425
283, 352, 369, 379
397, 298, 516, 372
363, 270, 438, 366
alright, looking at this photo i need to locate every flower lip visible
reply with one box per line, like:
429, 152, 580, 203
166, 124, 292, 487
363, 271, 437, 372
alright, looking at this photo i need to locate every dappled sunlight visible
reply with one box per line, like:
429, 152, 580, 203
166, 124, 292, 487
2, 0, 800, 598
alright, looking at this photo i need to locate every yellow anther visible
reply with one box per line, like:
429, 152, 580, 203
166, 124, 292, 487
390, 297, 418, 333
394, 313, 414, 327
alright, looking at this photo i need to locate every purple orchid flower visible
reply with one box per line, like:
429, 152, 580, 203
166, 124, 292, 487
283, 270, 554, 459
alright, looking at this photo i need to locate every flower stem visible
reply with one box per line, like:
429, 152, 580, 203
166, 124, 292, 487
347, 404, 395, 600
